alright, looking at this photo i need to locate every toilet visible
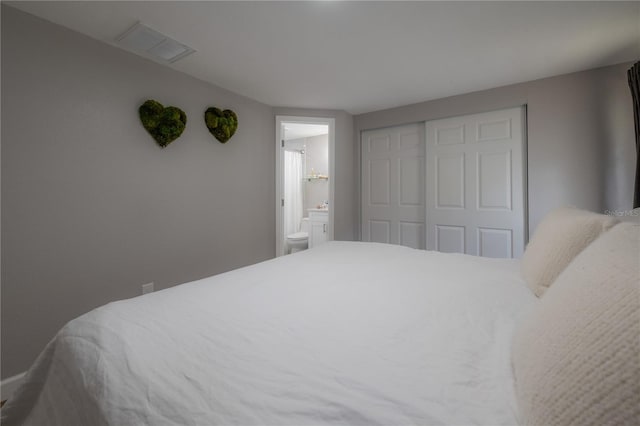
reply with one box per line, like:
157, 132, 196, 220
286, 217, 309, 254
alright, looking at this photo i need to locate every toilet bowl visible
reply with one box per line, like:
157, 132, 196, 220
286, 218, 309, 254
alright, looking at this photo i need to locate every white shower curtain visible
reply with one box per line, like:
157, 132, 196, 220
284, 151, 304, 239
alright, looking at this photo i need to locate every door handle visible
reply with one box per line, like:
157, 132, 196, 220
323, 223, 327, 233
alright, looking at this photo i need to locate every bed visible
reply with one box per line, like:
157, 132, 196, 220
2, 208, 638, 426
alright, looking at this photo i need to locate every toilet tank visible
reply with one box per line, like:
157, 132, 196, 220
300, 217, 310, 233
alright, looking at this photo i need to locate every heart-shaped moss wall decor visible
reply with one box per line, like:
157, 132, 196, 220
139, 100, 187, 148
204, 107, 238, 143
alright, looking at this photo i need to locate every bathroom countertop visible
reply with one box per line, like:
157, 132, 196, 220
308, 208, 329, 212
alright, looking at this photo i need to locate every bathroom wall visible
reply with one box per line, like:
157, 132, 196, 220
304, 134, 329, 211
284, 135, 329, 214
284, 138, 306, 152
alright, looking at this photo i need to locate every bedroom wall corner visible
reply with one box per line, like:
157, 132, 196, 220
596, 64, 637, 212
1, 5, 276, 379
272, 108, 356, 241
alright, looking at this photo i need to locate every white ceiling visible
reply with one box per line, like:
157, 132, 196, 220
9, 1, 640, 115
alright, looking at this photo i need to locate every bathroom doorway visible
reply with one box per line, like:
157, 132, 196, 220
275, 116, 335, 257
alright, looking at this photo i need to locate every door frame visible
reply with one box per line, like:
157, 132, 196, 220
275, 116, 335, 257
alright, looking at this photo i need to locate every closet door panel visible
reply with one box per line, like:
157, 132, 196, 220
362, 123, 425, 249
425, 107, 526, 258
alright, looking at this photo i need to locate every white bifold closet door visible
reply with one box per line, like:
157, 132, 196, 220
425, 107, 526, 258
361, 123, 425, 249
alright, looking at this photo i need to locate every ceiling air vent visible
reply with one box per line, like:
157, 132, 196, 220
116, 22, 195, 63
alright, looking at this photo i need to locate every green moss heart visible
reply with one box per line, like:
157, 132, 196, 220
204, 107, 238, 143
139, 100, 187, 148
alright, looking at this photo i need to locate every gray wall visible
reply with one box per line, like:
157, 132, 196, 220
1, 6, 276, 378
355, 62, 637, 236
273, 108, 357, 241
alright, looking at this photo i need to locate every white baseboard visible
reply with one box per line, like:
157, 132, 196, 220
1, 372, 26, 402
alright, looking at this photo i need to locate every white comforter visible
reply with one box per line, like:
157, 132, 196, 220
2, 242, 536, 426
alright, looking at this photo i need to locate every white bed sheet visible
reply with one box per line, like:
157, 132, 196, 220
2, 242, 536, 426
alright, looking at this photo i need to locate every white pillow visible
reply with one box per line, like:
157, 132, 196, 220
512, 222, 640, 426
521, 207, 617, 297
